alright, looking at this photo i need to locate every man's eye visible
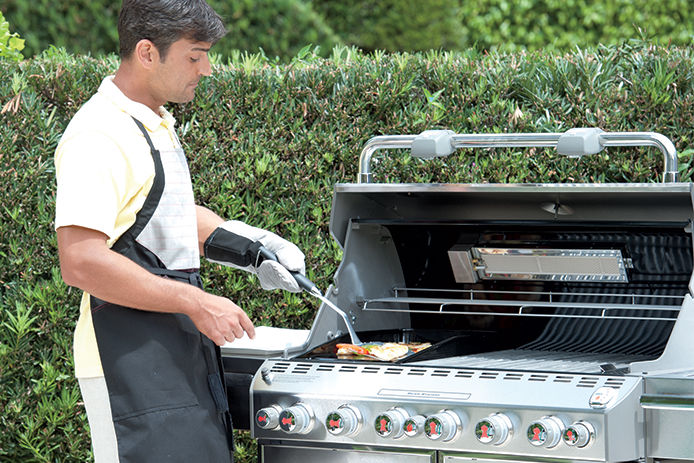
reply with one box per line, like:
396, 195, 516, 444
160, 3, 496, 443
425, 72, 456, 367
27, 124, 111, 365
190, 57, 200, 63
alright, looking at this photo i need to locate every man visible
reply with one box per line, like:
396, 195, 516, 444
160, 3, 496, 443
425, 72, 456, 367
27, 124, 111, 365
54, 1, 305, 461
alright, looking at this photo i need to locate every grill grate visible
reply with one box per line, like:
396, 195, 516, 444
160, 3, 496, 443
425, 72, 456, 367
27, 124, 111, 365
410, 349, 649, 374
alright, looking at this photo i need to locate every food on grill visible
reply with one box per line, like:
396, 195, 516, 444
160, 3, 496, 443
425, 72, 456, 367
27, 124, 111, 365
336, 342, 431, 361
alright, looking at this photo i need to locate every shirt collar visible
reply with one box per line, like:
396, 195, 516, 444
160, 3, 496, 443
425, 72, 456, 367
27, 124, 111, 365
98, 76, 177, 132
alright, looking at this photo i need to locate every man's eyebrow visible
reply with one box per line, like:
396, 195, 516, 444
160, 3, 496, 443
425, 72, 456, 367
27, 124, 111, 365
192, 46, 210, 52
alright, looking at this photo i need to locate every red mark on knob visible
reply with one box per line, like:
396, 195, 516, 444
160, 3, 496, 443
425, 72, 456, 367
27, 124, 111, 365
379, 418, 388, 433
532, 427, 541, 441
429, 421, 438, 435
258, 415, 267, 423
329, 419, 341, 428
481, 424, 489, 439
281, 417, 293, 426
567, 430, 574, 441
406, 423, 414, 432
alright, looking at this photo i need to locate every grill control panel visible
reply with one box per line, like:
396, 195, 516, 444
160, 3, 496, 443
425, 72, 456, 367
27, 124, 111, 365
261, 403, 594, 450
251, 360, 644, 461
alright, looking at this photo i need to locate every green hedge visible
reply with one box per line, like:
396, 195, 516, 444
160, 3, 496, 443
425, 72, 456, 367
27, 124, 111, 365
1, 0, 341, 59
312, 0, 464, 52
0, 11, 24, 61
1, 42, 694, 461
458, 0, 694, 51
3, 0, 694, 59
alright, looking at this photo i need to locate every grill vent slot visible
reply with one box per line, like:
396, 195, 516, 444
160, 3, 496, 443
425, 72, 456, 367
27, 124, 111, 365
363, 366, 380, 374
455, 371, 475, 378
479, 372, 499, 380
529, 374, 549, 382
385, 367, 404, 375
577, 377, 600, 388
339, 365, 358, 373
503, 373, 523, 381
270, 363, 290, 373
604, 378, 626, 389
292, 364, 313, 374
554, 376, 574, 383
408, 369, 427, 376
431, 370, 451, 377
316, 365, 335, 372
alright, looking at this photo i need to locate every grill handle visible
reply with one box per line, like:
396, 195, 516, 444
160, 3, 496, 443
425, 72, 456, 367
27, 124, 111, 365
357, 129, 678, 183
640, 393, 694, 411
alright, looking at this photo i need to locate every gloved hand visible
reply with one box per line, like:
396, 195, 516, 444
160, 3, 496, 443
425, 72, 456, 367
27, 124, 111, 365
217, 220, 305, 293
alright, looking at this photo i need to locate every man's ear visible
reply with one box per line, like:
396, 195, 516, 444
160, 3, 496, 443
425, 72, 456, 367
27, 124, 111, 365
134, 39, 160, 69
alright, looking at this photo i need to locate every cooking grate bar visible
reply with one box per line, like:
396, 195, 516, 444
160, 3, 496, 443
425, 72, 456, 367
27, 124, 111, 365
392, 287, 685, 304
362, 287, 683, 322
363, 299, 681, 322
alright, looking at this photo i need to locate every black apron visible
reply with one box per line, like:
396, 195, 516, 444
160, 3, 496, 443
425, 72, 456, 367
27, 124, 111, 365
90, 118, 233, 462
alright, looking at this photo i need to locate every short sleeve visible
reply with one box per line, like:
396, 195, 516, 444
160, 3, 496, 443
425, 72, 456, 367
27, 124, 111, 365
54, 131, 130, 239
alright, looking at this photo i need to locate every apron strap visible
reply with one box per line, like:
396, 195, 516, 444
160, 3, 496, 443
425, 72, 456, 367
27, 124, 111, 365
111, 117, 166, 255
149, 267, 203, 287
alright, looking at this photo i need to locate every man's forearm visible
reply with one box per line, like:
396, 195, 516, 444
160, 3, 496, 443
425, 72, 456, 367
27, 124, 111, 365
57, 225, 255, 344
58, 226, 203, 316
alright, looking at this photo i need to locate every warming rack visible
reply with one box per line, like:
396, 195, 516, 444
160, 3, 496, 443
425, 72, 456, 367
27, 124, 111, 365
361, 287, 684, 322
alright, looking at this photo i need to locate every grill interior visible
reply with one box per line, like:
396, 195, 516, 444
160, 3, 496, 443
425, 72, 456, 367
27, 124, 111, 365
314, 221, 692, 373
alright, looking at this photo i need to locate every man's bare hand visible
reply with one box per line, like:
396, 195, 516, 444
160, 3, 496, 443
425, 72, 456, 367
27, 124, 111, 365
187, 291, 256, 346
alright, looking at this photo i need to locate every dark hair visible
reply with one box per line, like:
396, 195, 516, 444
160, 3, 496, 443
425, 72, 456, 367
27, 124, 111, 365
118, 0, 226, 59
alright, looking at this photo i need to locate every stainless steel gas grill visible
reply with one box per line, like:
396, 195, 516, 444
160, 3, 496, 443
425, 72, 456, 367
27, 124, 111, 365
222, 129, 694, 463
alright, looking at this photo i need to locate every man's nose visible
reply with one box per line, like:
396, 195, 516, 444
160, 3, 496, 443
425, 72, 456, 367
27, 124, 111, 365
199, 55, 212, 76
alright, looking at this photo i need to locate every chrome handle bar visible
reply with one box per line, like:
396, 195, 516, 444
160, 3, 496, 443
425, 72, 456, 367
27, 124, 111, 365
357, 129, 678, 184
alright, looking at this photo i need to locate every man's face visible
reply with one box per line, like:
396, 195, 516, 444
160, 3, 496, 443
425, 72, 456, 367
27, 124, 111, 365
151, 38, 212, 105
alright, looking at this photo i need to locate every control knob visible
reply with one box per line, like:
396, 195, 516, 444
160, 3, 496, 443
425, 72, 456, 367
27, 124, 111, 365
424, 410, 464, 442
475, 413, 514, 445
563, 421, 595, 447
255, 405, 281, 430
403, 415, 427, 437
527, 416, 565, 448
279, 403, 314, 434
374, 407, 409, 439
325, 405, 362, 437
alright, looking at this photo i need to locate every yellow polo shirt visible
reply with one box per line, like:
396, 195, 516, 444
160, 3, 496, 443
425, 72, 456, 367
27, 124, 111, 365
55, 76, 182, 378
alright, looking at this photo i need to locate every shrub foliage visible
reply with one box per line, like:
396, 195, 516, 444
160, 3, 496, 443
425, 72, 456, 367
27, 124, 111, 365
312, 0, 464, 53
0, 11, 24, 62
1, 42, 693, 461
2, 0, 693, 59
458, 0, 694, 51
1, 0, 340, 59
